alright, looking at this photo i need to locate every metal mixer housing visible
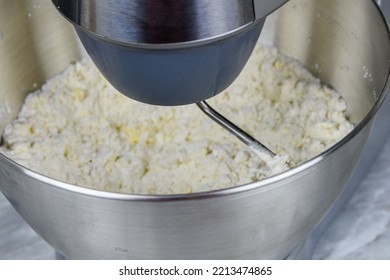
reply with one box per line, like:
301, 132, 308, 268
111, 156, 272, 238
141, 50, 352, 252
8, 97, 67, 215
52, 0, 289, 105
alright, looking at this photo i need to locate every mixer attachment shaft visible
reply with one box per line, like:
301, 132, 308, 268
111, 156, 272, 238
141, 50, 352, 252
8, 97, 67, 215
196, 101, 276, 157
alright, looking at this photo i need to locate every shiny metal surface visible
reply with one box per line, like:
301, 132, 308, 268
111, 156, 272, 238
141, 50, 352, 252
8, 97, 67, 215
74, 21, 264, 105
58, 0, 254, 44
52, 0, 288, 105
0, 0, 389, 260
52, 0, 288, 45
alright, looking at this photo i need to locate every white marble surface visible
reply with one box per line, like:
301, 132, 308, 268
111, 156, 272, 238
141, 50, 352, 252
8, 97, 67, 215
0, 193, 54, 260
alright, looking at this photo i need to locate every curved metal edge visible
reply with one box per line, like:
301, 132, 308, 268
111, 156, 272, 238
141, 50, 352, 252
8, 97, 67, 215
253, 0, 290, 20
70, 20, 264, 51
51, 0, 269, 50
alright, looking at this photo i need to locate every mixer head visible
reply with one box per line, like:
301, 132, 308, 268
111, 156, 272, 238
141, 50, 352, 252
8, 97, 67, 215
53, 0, 288, 105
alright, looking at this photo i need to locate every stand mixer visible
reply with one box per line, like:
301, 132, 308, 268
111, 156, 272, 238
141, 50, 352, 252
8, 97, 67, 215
0, 0, 389, 260
52, 0, 288, 105
52, 0, 289, 159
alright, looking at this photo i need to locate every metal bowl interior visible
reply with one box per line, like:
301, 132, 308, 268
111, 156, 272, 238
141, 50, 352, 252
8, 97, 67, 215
0, 0, 389, 259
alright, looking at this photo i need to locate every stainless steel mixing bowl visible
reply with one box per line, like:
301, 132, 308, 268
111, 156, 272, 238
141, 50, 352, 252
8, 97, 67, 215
0, 0, 389, 259
51, 0, 288, 106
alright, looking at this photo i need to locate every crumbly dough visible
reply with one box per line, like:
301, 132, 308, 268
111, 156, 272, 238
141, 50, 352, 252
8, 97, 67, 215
0, 45, 354, 194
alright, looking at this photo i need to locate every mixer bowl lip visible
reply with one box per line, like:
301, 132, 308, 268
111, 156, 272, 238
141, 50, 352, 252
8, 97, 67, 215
1, 0, 389, 202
